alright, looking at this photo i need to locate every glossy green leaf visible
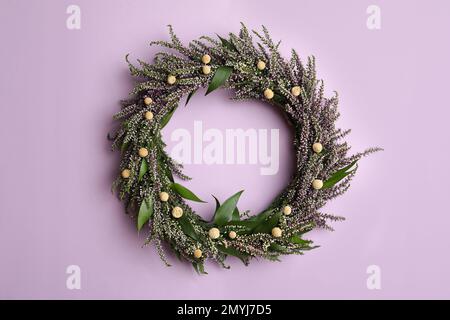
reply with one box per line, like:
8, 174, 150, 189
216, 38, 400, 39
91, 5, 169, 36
138, 159, 148, 181
272, 93, 288, 106
137, 197, 153, 231
179, 216, 199, 240
290, 234, 312, 246
322, 160, 358, 189
252, 212, 281, 234
160, 106, 177, 128
205, 66, 233, 95
217, 245, 248, 265
185, 89, 197, 106
192, 262, 207, 275
216, 34, 236, 51
170, 183, 206, 203
213, 190, 244, 226
212, 195, 221, 212
269, 243, 289, 253
232, 207, 240, 221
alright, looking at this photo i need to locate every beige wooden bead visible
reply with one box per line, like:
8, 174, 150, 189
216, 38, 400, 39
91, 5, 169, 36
228, 231, 237, 239
201, 54, 211, 64
257, 60, 266, 70
167, 75, 176, 85
138, 147, 148, 158
194, 248, 203, 258
283, 205, 292, 215
271, 227, 282, 238
144, 97, 153, 105
312, 142, 323, 153
202, 65, 211, 75
144, 111, 154, 120
172, 206, 183, 218
159, 192, 169, 202
264, 88, 274, 99
291, 86, 301, 97
208, 227, 220, 239
312, 179, 323, 190
121, 169, 131, 179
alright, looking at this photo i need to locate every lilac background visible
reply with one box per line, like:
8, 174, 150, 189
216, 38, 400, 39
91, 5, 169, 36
1, 0, 449, 299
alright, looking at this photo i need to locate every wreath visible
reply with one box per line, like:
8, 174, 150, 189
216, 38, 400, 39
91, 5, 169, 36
110, 24, 380, 273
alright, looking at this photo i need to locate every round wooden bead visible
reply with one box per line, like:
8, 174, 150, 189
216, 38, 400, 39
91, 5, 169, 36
271, 227, 282, 238
312, 179, 323, 190
264, 88, 274, 99
201, 54, 211, 64
121, 169, 131, 179
172, 206, 183, 218
144, 111, 154, 120
167, 75, 176, 85
208, 227, 220, 239
202, 65, 211, 75
291, 86, 301, 97
283, 205, 292, 215
144, 97, 153, 105
159, 192, 169, 202
194, 248, 203, 258
312, 142, 323, 153
138, 147, 149, 157
228, 231, 237, 239
257, 60, 266, 70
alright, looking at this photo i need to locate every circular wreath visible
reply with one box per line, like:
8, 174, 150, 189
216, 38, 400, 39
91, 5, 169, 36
110, 24, 379, 273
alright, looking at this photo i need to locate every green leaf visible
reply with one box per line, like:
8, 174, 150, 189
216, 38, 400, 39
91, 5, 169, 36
269, 243, 289, 253
232, 207, 240, 221
185, 89, 197, 106
216, 34, 236, 51
120, 142, 129, 153
179, 216, 199, 240
290, 234, 312, 246
137, 197, 153, 231
192, 262, 208, 275
205, 66, 233, 95
252, 212, 281, 234
213, 190, 244, 226
323, 160, 358, 189
160, 106, 177, 128
170, 183, 206, 203
272, 93, 288, 106
217, 245, 249, 265
212, 195, 221, 212
138, 159, 148, 181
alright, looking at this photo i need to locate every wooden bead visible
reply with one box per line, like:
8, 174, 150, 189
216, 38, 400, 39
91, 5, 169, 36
172, 206, 183, 218
121, 169, 131, 179
291, 86, 301, 97
202, 65, 211, 75
312, 142, 323, 153
159, 192, 169, 202
312, 179, 323, 190
283, 205, 292, 215
201, 54, 211, 64
144, 97, 153, 105
271, 227, 282, 238
194, 248, 203, 258
208, 227, 220, 239
167, 75, 176, 85
228, 231, 237, 239
138, 147, 148, 158
144, 111, 154, 120
257, 60, 266, 70
264, 88, 274, 99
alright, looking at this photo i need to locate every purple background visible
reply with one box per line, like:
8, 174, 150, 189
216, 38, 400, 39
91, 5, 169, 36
1, 0, 449, 299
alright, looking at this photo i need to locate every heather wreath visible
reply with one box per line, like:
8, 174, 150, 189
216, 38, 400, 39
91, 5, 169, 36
109, 24, 380, 273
